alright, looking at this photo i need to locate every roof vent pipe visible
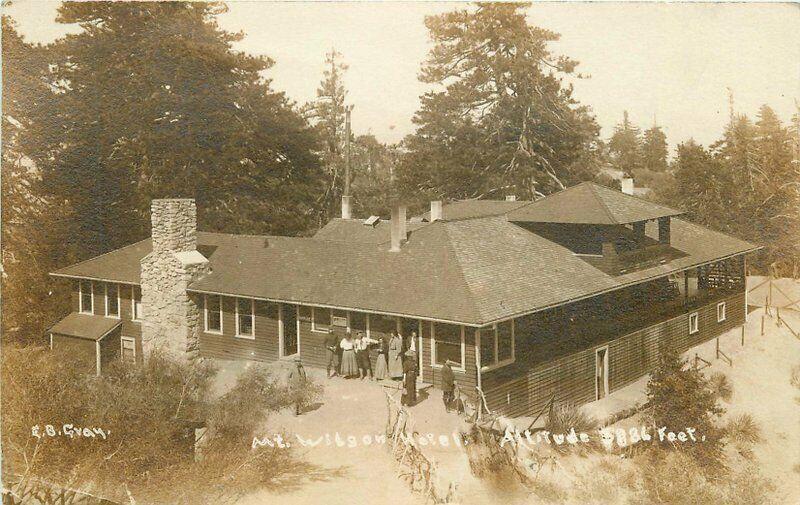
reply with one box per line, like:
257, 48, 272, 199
430, 200, 443, 222
390, 205, 407, 252
621, 178, 634, 195
341, 195, 352, 219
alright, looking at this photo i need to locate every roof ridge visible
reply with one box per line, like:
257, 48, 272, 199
585, 182, 619, 224
590, 181, 684, 215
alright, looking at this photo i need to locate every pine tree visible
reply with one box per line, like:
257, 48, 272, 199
608, 111, 643, 177
396, 3, 601, 204
641, 125, 669, 172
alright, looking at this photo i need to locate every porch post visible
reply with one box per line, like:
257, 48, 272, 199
475, 328, 482, 419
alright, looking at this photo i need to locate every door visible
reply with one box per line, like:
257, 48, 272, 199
281, 304, 298, 357
399, 318, 423, 372
595, 346, 609, 400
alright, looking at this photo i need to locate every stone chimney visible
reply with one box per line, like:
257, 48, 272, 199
621, 178, 634, 195
390, 205, 407, 252
140, 199, 209, 360
430, 200, 443, 222
341, 195, 352, 219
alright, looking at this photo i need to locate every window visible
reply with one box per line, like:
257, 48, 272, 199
205, 295, 223, 333
121, 337, 136, 363
311, 307, 331, 332
235, 298, 255, 338
79, 280, 93, 314
689, 312, 699, 334
131, 286, 143, 321
432, 323, 464, 370
717, 302, 726, 322
479, 320, 515, 370
105, 283, 120, 318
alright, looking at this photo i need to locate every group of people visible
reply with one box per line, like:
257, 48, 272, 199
324, 328, 420, 405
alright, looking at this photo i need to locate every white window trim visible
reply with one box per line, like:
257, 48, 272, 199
235, 297, 256, 339
121, 336, 136, 363
105, 283, 121, 319
79, 280, 94, 314
431, 324, 466, 372
480, 320, 516, 372
131, 285, 142, 322
204, 294, 223, 334
689, 312, 699, 335
717, 302, 726, 323
311, 307, 331, 333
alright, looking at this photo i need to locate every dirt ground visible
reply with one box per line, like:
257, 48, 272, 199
215, 278, 800, 504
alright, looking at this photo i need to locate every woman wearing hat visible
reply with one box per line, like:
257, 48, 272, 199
402, 349, 418, 406
339, 331, 359, 378
373, 334, 389, 380
388, 331, 404, 380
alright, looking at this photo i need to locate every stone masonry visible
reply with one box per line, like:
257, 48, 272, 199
140, 199, 210, 360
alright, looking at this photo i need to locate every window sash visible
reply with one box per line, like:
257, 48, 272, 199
131, 286, 142, 321
431, 324, 465, 370
717, 302, 726, 322
235, 298, 255, 338
204, 295, 223, 333
479, 320, 515, 371
311, 307, 331, 332
105, 283, 120, 318
79, 280, 93, 314
121, 337, 136, 363
689, 312, 699, 334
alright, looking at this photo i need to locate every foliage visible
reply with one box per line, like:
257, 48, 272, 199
544, 403, 597, 438
608, 111, 643, 177
791, 363, 800, 389
395, 3, 602, 206
725, 413, 761, 447
641, 124, 669, 172
708, 371, 734, 402
1, 345, 318, 504
645, 350, 725, 469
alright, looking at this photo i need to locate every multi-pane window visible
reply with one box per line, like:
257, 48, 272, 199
479, 320, 515, 369
236, 298, 255, 338
311, 307, 331, 332
105, 283, 119, 317
79, 280, 93, 314
689, 312, 699, 334
433, 323, 463, 368
131, 286, 142, 321
121, 337, 136, 363
717, 302, 726, 322
205, 295, 223, 333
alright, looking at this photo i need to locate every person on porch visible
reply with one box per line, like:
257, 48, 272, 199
355, 331, 378, 380
388, 331, 404, 380
339, 331, 359, 378
402, 349, 418, 406
373, 334, 389, 380
441, 359, 455, 412
324, 328, 340, 378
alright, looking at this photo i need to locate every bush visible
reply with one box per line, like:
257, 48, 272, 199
790, 363, 800, 389
708, 371, 734, 402
726, 414, 761, 446
545, 402, 598, 437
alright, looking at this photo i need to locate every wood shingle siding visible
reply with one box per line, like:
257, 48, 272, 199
482, 291, 746, 417
198, 296, 281, 362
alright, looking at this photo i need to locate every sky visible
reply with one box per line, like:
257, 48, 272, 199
4, 1, 799, 151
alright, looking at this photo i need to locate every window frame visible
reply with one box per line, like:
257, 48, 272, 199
431, 323, 466, 372
105, 283, 121, 319
311, 307, 331, 333
79, 280, 94, 314
716, 301, 726, 323
688, 311, 699, 335
120, 336, 136, 363
235, 297, 256, 339
204, 294, 223, 334
131, 285, 143, 322
480, 320, 515, 372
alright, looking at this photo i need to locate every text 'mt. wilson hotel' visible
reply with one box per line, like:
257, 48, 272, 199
49, 182, 757, 417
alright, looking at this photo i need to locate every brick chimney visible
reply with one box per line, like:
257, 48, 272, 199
140, 199, 209, 360
621, 178, 634, 195
430, 200, 443, 222
390, 205, 407, 252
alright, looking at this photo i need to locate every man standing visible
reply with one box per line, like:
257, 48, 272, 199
286, 355, 307, 416
441, 359, 455, 412
324, 327, 339, 378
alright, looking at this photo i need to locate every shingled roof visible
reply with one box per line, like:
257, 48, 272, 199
51, 185, 757, 326
506, 182, 684, 224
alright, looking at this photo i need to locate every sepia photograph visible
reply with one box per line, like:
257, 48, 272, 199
1, 1, 799, 504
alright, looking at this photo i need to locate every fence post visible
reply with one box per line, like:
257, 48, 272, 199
715, 337, 719, 360
761, 314, 765, 336
741, 325, 745, 346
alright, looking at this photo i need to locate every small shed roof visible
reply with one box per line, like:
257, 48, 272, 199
49, 313, 122, 341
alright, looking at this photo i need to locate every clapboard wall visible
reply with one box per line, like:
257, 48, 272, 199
198, 295, 281, 362
482, 291, 746, 417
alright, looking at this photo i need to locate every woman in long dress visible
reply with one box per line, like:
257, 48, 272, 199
373, 335, 389, 380
388, 331, 404, 380
339, 332, 359, 378
402, 349, 418, 406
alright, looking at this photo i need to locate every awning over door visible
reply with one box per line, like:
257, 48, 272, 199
49, 313, 122, 341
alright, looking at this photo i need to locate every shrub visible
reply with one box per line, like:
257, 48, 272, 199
708, 371, 734, 402
545, 402, 598, 437
726, 413, 761, 446
790, 364, 800, 389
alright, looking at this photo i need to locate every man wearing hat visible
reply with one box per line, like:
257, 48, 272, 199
285, 355, 307, 416
402, 349, 418, 406
324, 327, 340, 378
